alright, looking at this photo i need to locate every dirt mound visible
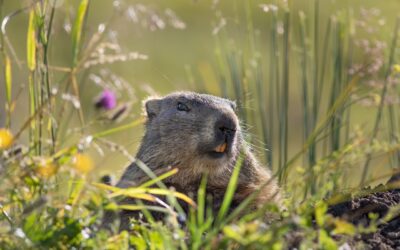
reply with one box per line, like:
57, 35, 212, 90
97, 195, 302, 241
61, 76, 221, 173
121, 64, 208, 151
328, 176, 400, 249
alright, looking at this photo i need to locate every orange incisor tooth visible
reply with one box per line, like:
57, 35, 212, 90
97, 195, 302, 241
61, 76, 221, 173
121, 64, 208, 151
220, 143, 227, 152
215, 143, 227, 153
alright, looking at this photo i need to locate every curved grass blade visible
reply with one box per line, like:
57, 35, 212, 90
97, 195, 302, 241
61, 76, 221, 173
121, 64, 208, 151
134, 159, 187, 215
93, 181, 195, 206
92, 117, 145, 138
118, 204, 170, 214
71, 0, 89, 67
138, 168, 179, 188
110, 188, 195, 207
92, 182, 157, 201
92, 182, 120, 192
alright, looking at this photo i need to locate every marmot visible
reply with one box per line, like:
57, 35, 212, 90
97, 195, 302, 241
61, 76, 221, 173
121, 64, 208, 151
109, 91, 281, 230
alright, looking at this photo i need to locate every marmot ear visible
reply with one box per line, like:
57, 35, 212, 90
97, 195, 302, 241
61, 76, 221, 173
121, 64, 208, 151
229, 100, 237, 111
143, 97, 161, 119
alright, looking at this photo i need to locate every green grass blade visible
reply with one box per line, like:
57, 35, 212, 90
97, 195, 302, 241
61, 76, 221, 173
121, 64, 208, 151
4, 55, 11, 103
27, 8, 36, 71
138, 168, 179, 188
279, 10, 291, 183
26, 7, 37, 152
118, 204, 170, 214
4, 55, 12, 127
268, 12, 279, 169
215, 155, 243, 224
92, 117, 145, 138
71, 0, 89, 67
196, 174, 207, 226
110, 188, 195, 207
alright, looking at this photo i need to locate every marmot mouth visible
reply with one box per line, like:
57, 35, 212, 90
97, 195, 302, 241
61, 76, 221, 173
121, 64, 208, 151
214, 142, 227, 153
208, 142, 228, 159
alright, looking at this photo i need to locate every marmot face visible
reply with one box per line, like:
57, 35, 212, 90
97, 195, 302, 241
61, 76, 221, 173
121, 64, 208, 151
144, 92, 240, 172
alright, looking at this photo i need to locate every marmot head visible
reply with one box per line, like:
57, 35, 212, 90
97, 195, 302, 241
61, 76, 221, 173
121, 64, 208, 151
142, 91, 240, 173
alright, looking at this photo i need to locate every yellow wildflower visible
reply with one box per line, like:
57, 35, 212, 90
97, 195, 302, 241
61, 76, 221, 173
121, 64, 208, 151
393, 64, 400, 74
73, 153, 94, 174
372, 93, 381, 105
36, 160, 57, 178
0, 128, 14, 149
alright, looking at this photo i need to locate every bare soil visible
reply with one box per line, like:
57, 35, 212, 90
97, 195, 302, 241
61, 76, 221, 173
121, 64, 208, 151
328, 175, 400, 249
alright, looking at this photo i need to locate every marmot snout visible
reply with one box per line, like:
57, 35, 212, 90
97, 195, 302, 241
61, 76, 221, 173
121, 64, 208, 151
209, 111, 237, 157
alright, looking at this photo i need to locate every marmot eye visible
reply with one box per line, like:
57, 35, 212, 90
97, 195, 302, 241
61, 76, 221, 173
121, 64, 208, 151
177, 102, 190, 112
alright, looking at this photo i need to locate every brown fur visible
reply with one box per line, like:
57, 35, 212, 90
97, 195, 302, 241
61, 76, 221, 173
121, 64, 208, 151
111, 92, 281, 230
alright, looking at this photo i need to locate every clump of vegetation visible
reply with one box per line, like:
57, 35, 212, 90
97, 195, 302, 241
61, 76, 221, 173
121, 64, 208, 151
0, 0, 399, 249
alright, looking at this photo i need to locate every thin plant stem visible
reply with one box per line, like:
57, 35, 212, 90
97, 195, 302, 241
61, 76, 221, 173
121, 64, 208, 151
360, 17, 400, 186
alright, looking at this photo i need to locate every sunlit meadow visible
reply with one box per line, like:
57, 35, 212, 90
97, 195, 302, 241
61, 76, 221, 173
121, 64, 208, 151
0, 0, 400, 249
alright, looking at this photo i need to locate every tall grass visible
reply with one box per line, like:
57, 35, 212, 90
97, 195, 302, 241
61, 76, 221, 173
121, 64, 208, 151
0, 0, 399, 249
360, 17, 400, 186
212, 1, 400, 198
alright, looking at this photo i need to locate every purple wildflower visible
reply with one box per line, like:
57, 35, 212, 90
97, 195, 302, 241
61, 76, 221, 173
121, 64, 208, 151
96, 89, 117, 110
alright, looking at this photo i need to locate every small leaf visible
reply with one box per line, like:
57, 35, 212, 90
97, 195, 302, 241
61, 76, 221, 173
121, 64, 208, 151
332, 219, 356, 236
67, 179, 85, 206
129, 235, 147, 250
319, 229, 337, 250
107, 231, 129, 250
223, 226, 247, 245
315, 200, 328, 227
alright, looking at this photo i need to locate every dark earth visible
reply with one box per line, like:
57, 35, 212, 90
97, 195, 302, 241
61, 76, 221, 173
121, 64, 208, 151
328, 174, 400, 249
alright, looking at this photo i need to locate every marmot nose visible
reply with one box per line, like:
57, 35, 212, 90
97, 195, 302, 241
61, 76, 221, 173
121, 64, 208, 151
215, 115, 237, 139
